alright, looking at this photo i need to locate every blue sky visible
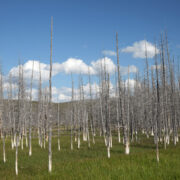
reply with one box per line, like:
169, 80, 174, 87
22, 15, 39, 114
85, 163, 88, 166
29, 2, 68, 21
0, 0, 180, 101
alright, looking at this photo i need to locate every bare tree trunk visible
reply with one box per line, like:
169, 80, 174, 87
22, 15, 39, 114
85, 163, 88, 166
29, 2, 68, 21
48, 16, 53, 173
29, 60, 34, 156
57, 103, 60, 151
155, 45, 160, 163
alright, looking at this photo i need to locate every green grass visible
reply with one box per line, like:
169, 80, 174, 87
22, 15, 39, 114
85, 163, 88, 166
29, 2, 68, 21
0, 134, 180, 180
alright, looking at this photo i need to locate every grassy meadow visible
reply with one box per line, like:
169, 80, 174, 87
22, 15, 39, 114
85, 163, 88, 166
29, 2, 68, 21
0, 134, 179, 180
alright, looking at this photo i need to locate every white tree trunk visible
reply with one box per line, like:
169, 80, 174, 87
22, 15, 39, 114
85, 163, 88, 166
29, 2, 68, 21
125, 141, 130, 155
3, 134, 6, 163
15, 135, 19, 175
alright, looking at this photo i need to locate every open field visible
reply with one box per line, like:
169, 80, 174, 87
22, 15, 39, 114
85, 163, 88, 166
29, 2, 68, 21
1, 1, 180, 180
0, 134, 179, 180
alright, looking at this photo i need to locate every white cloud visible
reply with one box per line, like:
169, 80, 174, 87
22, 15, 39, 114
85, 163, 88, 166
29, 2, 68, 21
51, 83, 100, 102
50, 86, 72, 102
124, 79, 139, 89
80, 82, 99, 98
9, 60, 51, 82
91, 57, 116, 74
4, 57, 137, 102
52, 86, 59, 95
54, 57, 117, 75
57, 82, 113, 102
6, 57, 138, 102
53, 58, 95, 75
3, 82, 18, 90
26, 88, 38, 100
58, 93, 71, 102
121, 40, 159, 58
9, 57, 137, 84
102, 50, 116, 56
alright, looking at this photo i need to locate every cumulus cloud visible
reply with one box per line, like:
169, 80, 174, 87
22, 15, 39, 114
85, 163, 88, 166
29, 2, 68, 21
25, 88, 38, 100
102, 50, 116, 56
56, 79, 142, 102
121, 40, 159, 58
53, 58, 95, 75
54, 57, 116, 75
58, 93, 71, 101
3, 82, 18, 90
91, 57, 116, 74
124, 79, 140, 89
51, 83, 100, 102
8, 58, 115, 82
9, 60, 51, 82
56, 81, 116, 102
52, 86, 59, 95
45, 86, 72, 102
6, 57, 138, 102
8, 57, 137, 84
80, 82, 100, 98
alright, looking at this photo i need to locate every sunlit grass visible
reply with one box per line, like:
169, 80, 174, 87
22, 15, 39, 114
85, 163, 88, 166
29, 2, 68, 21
0, 134, 179, 180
